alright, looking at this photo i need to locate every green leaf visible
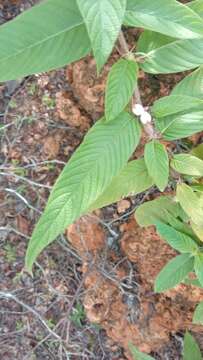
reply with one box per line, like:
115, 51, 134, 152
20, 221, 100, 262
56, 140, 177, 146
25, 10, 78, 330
155, 253, 194, 293
165, 211, 198, 239
184, 277, 203, 287
151, 95, 203, 118
89, 158, 154, 211
144, 140, 169, 192
191, 143, 203, 160
172, 67, 203, 98
188, 0, 203, 19
194, 253, 203, 286
135, 196, 180, 227
171, 154, 203, 177
183, 332, 202, 360
155, 110, 203, 140
25, 113, 141, 271
129, 343, 155, 360
191, 222, 203, 242
125, 0, 203, 39
176, 184, 203, 228
149, 67, 203, 140
137, 29, 203, 75
0, 0, 91, 81
137, 24, 203, 75
138, 30, 174, 54
140, 37, 203, 74
191, 184, 203, 193
77, 0, 126, 70
105, 59, 138, 122
193, 301, 203, 325
155, 222, 198, 254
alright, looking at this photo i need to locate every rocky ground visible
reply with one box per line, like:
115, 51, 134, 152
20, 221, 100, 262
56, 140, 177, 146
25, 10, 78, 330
0, 1, 203, 360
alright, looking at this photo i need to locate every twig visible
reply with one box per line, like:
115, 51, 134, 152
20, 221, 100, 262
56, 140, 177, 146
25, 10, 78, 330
118, 31, 158, 139
35, 261, 72, 298
87, 213, 118, 238
0, 159, 66, 170
0, 226, 30, 239
107, 188, 154, 225
66, 266, 92, 319
3, 78, 30, 123
5, 188, 42, 214
118, 31, 130, 55
0, 122, 14, 131
0, 327, 27, 338
58, 235, 82, 262
0, 291, 62, 341
133, 87, 142, 105
0, 171, 52, 189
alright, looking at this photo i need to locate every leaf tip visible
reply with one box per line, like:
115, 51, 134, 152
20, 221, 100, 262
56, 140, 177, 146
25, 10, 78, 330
23, 262, 34, 278
158, 184, 167, 192
96, 61, 104, 76
24, 246, 35, 276
154, 282, 161, 294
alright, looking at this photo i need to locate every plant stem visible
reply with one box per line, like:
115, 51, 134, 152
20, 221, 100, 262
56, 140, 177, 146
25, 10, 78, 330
118, 31, 157, 139
118, 31, 130, 55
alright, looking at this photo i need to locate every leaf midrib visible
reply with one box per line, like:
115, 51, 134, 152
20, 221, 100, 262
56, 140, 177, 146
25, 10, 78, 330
0, 21, 85, 65
106, 60, 131, 114
125, 2, 203, 33
159, 111, 203, 135
159, 255, 193, 287
47, 117, 136, 218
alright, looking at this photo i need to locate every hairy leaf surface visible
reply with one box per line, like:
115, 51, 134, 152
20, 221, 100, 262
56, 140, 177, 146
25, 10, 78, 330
155, 254, 194, 293
154, 70, 203, 140
0, 0, 91, 81
138, 30, 175, 54
165, 211, 197, 239
177, 184, 203, 228
125, 0, 203, 39
183, 332, 202, 360
184, 277, 203, 287
155, 222, 198, 254
137, 29, 203, 74
144, 140, 169, 191
155, 111, 203, 140
105, 59, 138, 122
188, 0, 203, 19
77, 0, 126, 70
152, 95, 203, 118
191, 143, 203, 160
135, 196, 180, 227
139, 38, 203, 74
171, 154, 203, 176
89, 158, 153, 211
26, 113, 141, 271
191, 222, 203, 242
194, 253, 203, 286
172, 67, 203, 98
129, 343, 155, 360
193, 301, 203, 325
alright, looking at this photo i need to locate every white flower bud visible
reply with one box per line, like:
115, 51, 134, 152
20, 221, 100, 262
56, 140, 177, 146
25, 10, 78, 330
140, 111, 152, 124
132, 103, 145, 116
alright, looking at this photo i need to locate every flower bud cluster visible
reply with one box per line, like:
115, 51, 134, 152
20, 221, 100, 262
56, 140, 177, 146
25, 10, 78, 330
132, 104, 152, 125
